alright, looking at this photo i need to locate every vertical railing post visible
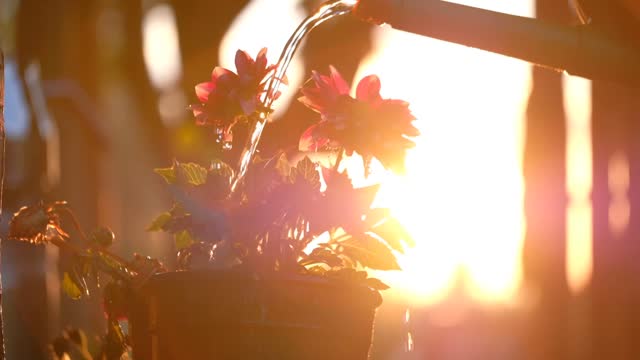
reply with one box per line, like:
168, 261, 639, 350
0, 48, 7, 360
522, 2, 570, 359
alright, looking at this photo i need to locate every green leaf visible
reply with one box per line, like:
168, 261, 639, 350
364, 277, 390, 290
62, 272, 85, 300
154, 167, 176, 184
176, 163, 208, 186
174, 230, 195, 251
147, 212, 172, 231
340, 234, 401, 270
372, 217, 414, 248
155, 162, 209, 186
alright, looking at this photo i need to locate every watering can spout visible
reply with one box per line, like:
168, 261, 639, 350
353, 0, 640, 86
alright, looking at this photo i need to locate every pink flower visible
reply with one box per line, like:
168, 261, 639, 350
189, 48, 281, 143
298, 66, 419, 174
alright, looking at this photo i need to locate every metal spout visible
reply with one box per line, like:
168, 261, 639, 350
353, 0, 640, 86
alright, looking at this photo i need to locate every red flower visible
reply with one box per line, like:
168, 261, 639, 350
189, 48, 280, 143
298, 66, 419, 173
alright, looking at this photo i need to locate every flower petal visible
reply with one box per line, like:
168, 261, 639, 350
235, 50, 255, 77
299, 123, 331, 151
212, 66, 235, 80
356, 75, 382, 103
329, 65, 350, 95
195, 82, 215, 102
255, 47, 268, 72
298, 86, 331, 113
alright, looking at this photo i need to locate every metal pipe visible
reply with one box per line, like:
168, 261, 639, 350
353, 0, 640, 86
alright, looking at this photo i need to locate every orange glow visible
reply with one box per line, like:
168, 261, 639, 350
564, 74, 593, 294
142, 4, 183, 90
221, 0, 595, 305
219, 0, 306, 119
353, 0, 534, 305
608, 151, 630, 235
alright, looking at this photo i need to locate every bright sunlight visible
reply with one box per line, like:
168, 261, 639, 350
353, 0, 534, 305
221, 0, 593, 306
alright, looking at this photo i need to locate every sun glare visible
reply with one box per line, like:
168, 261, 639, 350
221, 0, 592, 306
219, 0, 306, 119
563, 74, 593, 294
142, 4, 183, 90
353, 0, 534, 305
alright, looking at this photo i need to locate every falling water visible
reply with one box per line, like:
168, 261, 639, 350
229, 0, 358, 193
404, 308, 415, 353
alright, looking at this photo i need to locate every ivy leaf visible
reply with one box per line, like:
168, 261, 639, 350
154, 167, 176, 184
364, 277, 390, 290
318, 171, 380, 234
299, 247, 343, 267
154, 161, 208, 186
364, 208, 391, 227
174, 230, 195, 251
147, 212, 172, 231
129, 254, 166, 286
340, 234, 401, 270
292, 156, 320, 189
371, 217, 414, 250
8, 201, 70, 245
371, 231, 403, 254
62, 272, 86, 300
194, 161, 234, 201
176, 162, 208, 186
307, 265, 327, 275
275, 153, 291, 178
209, 159, 234, 178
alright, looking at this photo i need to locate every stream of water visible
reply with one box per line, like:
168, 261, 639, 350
229, 0, 357, 193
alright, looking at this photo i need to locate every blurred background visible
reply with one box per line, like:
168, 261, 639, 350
1, 0, 640, 358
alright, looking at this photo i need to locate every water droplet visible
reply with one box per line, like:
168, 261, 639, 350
405, 332, 415, 352
404, 307, 414, 353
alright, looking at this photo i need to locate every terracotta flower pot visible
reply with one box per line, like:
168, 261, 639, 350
130, 271, 382, 360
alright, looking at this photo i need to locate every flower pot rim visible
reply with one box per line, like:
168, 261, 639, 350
143, 269, 383, 307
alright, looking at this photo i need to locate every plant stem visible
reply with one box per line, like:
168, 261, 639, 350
55, 206, 135, 279
49, 235, 134, 281
59, 206, 89, 242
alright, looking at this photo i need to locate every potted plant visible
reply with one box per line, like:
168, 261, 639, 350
8, 48, 419, 359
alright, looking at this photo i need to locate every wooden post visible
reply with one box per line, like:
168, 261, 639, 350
1, 48, 7, 360
591, 78, 640, 359
521, 1, 570, 359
